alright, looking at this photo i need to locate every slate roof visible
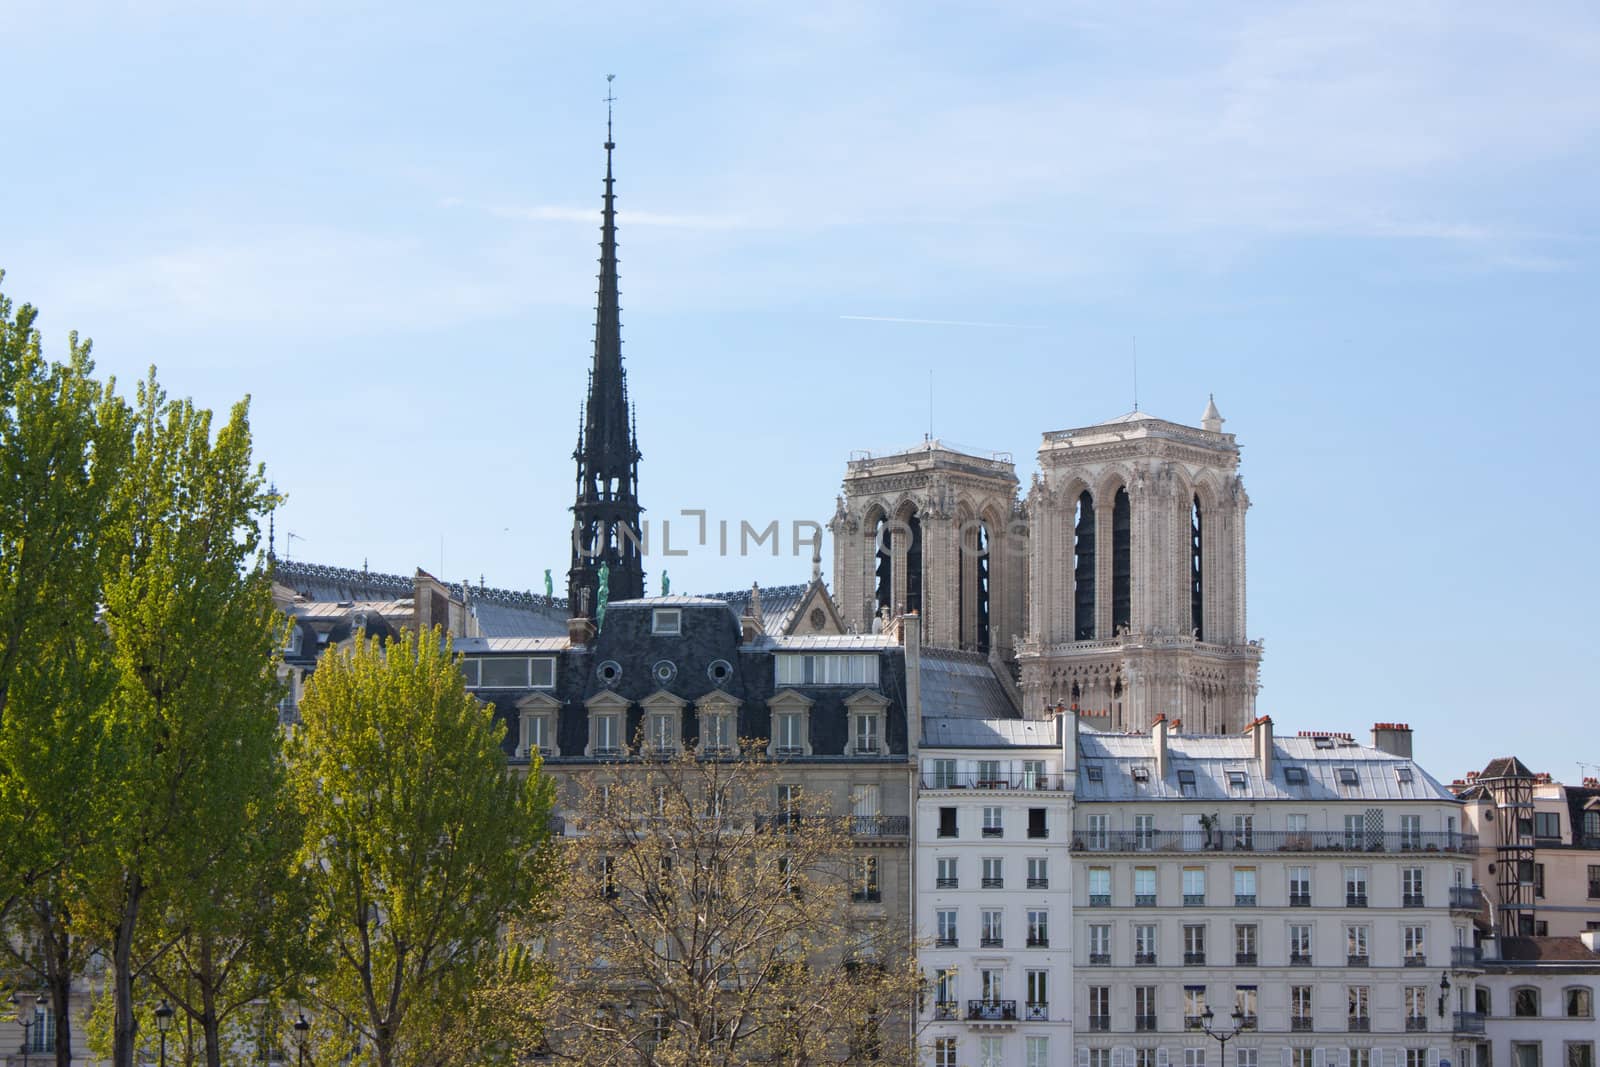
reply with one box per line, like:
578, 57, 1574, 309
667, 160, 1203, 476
710, 584, 810, 637
1480, 756, 1537, 780
922, 716, 1061, 749
1075, 731, 1458, 803
1493, 937, 1600, 963
919, 648, 1019, 722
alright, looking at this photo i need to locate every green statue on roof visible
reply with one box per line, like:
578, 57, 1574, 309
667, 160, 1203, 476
596, 562, 610, 631
543, 568, 552, 600
662, 570, 670, 596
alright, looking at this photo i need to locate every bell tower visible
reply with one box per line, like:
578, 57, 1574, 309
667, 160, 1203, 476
1017, 398, 1260, 731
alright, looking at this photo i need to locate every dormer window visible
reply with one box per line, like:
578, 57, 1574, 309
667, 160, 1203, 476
1177, 769, 1198, 796
1227, 770, 1248, 792
515, 693, 560, 760
584, 690, 631, 758
767, 690, 815, 758
1397, 766, 1415, 784
1085, 765, 1104, 783
1131, 767, 1150, 785
1337, 768, 1360, 786
652, 608, 682, 635
594, 713, 621, 756
640, 690, 687, 757
648, 712, 677, 753
695, 690, 740, 757
843, 689, 890, 757
854, 714, 879, 754
1284, 767, 1308, 785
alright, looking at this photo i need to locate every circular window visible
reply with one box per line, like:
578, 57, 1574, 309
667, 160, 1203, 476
652, 660, 678, 686
1484, 809, 1496, 822
707, 659, 733, 686
809, 608, 826, 630
1486, 862, 1497, 875
597, 660, 622, 687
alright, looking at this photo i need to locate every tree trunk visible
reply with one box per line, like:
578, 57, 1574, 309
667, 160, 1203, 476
37, 897, 74, 1067
111, 872, 145, 1067
200, 938, 223, 1067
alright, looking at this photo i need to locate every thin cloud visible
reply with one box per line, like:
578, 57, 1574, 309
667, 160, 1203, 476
840, 314, 1043, 330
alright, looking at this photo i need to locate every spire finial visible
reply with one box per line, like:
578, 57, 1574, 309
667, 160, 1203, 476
605, 74, 616, 147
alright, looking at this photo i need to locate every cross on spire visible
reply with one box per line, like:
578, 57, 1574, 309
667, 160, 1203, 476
605, 73, 616, 146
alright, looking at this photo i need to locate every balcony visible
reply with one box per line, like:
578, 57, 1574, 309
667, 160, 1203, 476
1185, 1016, 1206, 1031
1346, 894, 1368, 908
1027, 877, 1049, 889
1135, 1014, 1157, 1032
935, 936, 957, 948
1347, 955, 1369, 967
980, 936, 1003, 948
1025, 1002, 1049, 1022
1291, 1018, 1313, 1032
936, 877, 958, 889
1068, 829, 1477, 855
982, 827, 1003, 839
1450, 885, 1485, 911
1184, 952, 1206, 966
1234, 894, 1257, 908
1406, 1018, 1428, 1032
850, 815, 909, 838
924, 771, 1071, 790
1290, 893, 1311, 907
1239, 1015, 1259, 1030
1026, 935, 1049, 948
1235, 953, 1257, 966
934, 1001, 959, 1020
1453, 1011, 1487, 1035
1135, 893, 1156, 907
1089, 1015, 1111, 1032
967, 1000, 1017, 1023
1088, 953, 1110, 965
851, 889, 881, 904
1135, 952, 1158, 966
1183, 894, 1205, 907
1089, 894, 1110, 907
1452, 945, 1484, 967
982, 877, 1004, 889
1348, 1017, 1371, 1033
1403, 894, 1425, 909
1404, 955, 1428, 968
1289, 954, 1313, 967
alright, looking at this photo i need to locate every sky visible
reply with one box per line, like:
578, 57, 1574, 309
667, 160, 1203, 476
3, 1, 1598, 784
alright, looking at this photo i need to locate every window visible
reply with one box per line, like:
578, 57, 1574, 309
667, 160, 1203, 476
936, 856, 957, 889
982, 857, 1003, 888
852, 712, 880, 754
1135, 923, 1157, 964
1235, 923, 1257, 964
648, 710, 678, 753
652, 608, 681, 635
1133, 766, 1151, 784
853, 856, 879, 903
699, 706, 733, 752
1184, 923, 1207, 964
979, 1036, 1002, 1067
1347, 985, 1370, 1030
1288, 923, 1312, 964
1590, 864, 1600, 899
1021, 760, 1047, 789
934, 967, 958, 1012
1567, 1044, 1594, 1067
1227, 769, 1248, 792
936, 909, 957, 947
934, 1038, 958, 1067
1087, 813, 1109, 849
1028, 807, 1047, 839
1284, 766, 1308, 785
1234, 813, 1254, 848
1027, 856, 1048, 888
1184, 866, 1206, 905
592, 711, 621, 755
1292, 1051, 1314, 1067
929, 758, 957, 788
1089, 985, 1110, 1029
1089, 866, 1111, 905
1337, 767, 1359, 786
1536, 862, 1547, 898
1536, 811, 1562, 839
1567, 987, 1593, 1018
1291, 985, 1312, 1028
1346, 924, 1369, 964
1085, 763, 1104, 782
1135, 985, 1158, 1030
1344, 813, 1365, 848
774, 653, 879, 685
1403, 866, 1425, 906
1026, 969, 1049, 1017
1235, 985, 1258, 1026
1405, 985, 1427, 1030
1353, 1052, 1371, 1067
777, 783, 801, 826
1515, 988, 1541, 1016
1399, 812, 1423, 848
1026, 1037, 1050, 1067
1186, 1051, 1207, 1067
938, 807, 958, 838
1404, 925, 1426, 965
1512, 1044, 1540, 1067
1089, 923, 1111, 963
1135, 866, 1157, 906
980, 909, 1003, 947
1178, 769, 1198, 795
1397, 765, 1415, 784
1138, 1051, 1159, 1067
1027, 909, 1049, 947
980, 969, 1003, 1003
982, 806, 1003, 837
1289, 865, 1312, 906
1345, 866, 1369, 906
1184, 985, 1208, 1026
773, 711, 806, 755
1092, 1052, 1113, 1067
1233, 867, 1257, 906
1238, 1050, 1258, 1067
1135, 813, 1156, 849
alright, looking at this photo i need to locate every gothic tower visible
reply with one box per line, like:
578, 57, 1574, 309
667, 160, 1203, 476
567, 104, 645, 614
830, 441, 1027, 659
1017, 398, 1261, 732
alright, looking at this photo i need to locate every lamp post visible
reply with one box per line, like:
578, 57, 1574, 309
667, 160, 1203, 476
155, 999, 174, 1067
12, 992, 45, 1067
1437, 972, 1452, 1020
294, 1012, 310, 1067
1200, 1006, 1248, 1066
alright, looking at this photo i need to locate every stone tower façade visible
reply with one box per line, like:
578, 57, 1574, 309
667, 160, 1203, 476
1016, 399, 1261, 732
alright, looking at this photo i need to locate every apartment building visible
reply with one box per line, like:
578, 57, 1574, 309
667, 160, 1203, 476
915, 706, 1076, 1067
1071, 716, 1483, 1067
1472, 933, 1599, 1067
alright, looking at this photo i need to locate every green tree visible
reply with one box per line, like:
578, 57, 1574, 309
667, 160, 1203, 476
75, 370, 280, 1067
289, 627, 555, 1067
0, 271, 133, 1067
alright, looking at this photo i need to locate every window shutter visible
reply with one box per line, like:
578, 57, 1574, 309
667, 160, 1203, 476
1113, 1049, 1125, 1067
1080, 1048, 1092, 1067
1315, 1050, 1326, 1067
1428, 1051, 1440, 1067
1282, 1052, 1292, 1067
1158, 1049, 1170, 1067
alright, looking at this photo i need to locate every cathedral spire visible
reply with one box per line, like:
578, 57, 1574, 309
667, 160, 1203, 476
569, 75, 645, 615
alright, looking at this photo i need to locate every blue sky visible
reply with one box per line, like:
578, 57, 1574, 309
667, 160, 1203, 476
4, 2, 1597, 783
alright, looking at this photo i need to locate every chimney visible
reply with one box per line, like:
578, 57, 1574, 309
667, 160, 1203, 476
1581, 931, 1600, 954
1481, 934, 1500, 961
1056, 703, 1078, 777
903, 612, 922, 759
566, 615, 595, 646
1247, 715, 1274, 778
1152, 715, 1169, 781
1371, 722, 1413, 758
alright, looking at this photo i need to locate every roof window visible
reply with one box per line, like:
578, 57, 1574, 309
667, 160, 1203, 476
1084, 765, 1104, 783
1226, 770, 1248, 791
1131, 767, 1150, 784
652, 608, 682, 635
1396, 766, 1414, 784
1177, 769, 1197, 797
1313, 736, 1334, 749
1337, 767, 1359, 786
1283, 766, 1308, 785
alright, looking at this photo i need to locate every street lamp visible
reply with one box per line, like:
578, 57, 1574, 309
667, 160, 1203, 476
1201, 1006, 1248, 1065
294, 1011, 310, 1067
1436, 972, 1452, 1020
155, 999, 175, 1067
12, 992, 45, 1067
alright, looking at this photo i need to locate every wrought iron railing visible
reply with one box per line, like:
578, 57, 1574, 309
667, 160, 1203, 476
1452, 945, 1483, 967
1453, 1011, 1486, 1034
1025, 1002, 1049, 1021
967, 1000, 1017, 1022
1450, 886, 1485, 909
923, 772, 1071, 791
1071, 829, 1477, 854
850, 815, 909, 837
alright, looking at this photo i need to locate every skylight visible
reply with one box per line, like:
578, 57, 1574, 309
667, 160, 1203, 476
1085, 765, 1104, 782
1131, 767, 1150, 784
1337, 767, 1359, 786
1397, 767, 1415, 784
1226, 770, 1248, 792
1283, 767, 1308, 785
1177, 769, 1197, 797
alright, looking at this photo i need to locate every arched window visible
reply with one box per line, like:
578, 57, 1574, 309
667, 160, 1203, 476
958, 515, 992, 654
904, 511, 923, 615
1567, 987, 1593, 1018
870, 512, 892, 617
1112, 487, 1131, 634
1513, 987, 1540, 1017
1074, 491, 1096, 640
1191, 495, 1204, 641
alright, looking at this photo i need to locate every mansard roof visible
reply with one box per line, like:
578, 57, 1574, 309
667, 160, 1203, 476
922, 716, 1061, 749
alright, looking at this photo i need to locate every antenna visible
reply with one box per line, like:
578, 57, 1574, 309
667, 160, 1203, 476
605, 74, 616, 143
285, 531, 304, 561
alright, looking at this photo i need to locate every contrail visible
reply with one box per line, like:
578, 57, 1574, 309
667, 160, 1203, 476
840, 314, 1042, 330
